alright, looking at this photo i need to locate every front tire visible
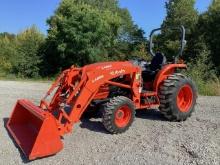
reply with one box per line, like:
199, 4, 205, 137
159, 73, 197, 121
102, 96, 135, 134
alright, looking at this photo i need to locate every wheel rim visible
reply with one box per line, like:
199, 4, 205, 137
177, 84, 193, 112
114, 105, 132, 128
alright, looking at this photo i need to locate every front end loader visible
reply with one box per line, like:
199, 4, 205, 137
6, 26, 197, 160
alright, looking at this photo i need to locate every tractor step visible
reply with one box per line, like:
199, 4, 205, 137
140, 91, 159, 108
141, 91, 157, 97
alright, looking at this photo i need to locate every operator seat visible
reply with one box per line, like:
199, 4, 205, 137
150, 52, 166, 71
142, 52, 166, 81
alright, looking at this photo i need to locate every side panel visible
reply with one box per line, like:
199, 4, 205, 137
153, 64, 187, 92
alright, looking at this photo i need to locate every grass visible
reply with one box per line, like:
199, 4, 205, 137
195, 78, 220, 96
0, 73, 53, 83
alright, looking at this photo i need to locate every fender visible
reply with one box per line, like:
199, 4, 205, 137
153, 64, 187, 92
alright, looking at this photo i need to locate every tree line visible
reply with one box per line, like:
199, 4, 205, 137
0, 0, 219, 94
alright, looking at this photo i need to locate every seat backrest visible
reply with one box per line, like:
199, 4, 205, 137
150, 52, 166, 71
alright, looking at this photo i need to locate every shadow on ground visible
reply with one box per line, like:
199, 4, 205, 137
80, 118, 108, 134
3, 118, 31, 163
79, 109, 167, 133
135, 109, 167, 121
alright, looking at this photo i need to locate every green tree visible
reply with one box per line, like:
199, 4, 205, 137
0, 34, 16, 75
196, 0, 220, 73
159, 0, 198, 61
0, 32, 15, 40
43, 0, 146, 75
162, 0, 198, 29
11, 26, 45, 77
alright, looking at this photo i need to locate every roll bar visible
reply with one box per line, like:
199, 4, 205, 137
149, 25, 186, 62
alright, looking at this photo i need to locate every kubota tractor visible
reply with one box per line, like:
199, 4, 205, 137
7, 26, 197, 160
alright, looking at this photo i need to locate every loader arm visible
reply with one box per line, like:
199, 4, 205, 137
41, 62, 141, 135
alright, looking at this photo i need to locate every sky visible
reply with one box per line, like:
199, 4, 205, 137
0, 0, 212, 36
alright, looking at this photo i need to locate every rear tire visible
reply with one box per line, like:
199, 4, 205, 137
102, 96, 135, 134
159, 73, 197, 121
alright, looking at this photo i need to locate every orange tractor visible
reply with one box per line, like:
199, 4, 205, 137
7, 26, 197, 160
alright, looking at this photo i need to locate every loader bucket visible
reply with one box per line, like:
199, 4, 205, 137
7, 99, 63, 160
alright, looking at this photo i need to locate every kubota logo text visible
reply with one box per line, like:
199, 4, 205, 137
92, 75, 104, 83
101, 65, 112, 70
110, 69, 125, 76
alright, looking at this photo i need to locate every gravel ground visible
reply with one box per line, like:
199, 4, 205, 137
0, 80, 219, 165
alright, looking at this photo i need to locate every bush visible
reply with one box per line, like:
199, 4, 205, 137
186, 48, 220, 96
199, 79, 220, 96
